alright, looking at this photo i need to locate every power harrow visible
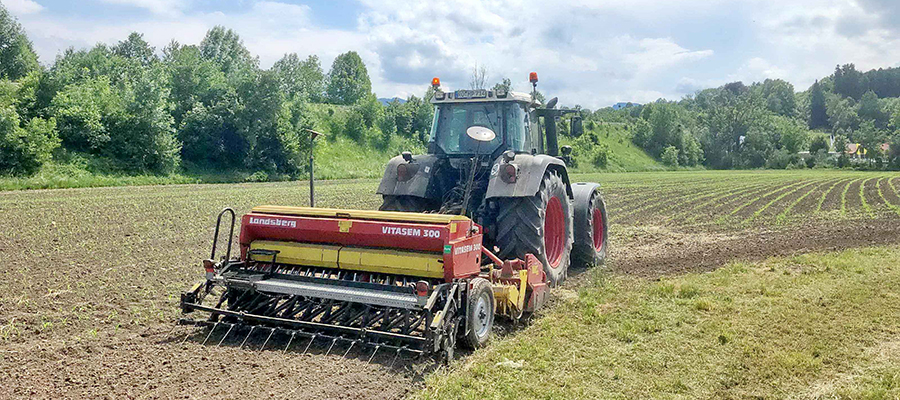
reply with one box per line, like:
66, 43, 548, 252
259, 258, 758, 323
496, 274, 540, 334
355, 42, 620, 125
179, 206, 549, 362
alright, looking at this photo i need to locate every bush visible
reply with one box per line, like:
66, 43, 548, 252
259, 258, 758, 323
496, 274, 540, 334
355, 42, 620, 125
50, 76, 119, 151
661, 145, 679, 167
343, 108, 365, 142
591, 143, 610, 169
809, 134, 829, 154
245, 170, 268, 182
765, 148, 798, 169
0, 106, 59, 174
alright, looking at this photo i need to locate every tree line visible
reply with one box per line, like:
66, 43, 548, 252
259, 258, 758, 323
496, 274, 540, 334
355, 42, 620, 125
571, 65, 900, 170
0, 3, 432, 178
5, 1, 900, 178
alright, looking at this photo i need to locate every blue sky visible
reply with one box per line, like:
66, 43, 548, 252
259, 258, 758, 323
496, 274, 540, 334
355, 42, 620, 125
5, 0, 900, 108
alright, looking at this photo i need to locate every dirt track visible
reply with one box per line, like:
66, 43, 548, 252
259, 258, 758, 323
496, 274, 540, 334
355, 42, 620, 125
2, 171, 900, 399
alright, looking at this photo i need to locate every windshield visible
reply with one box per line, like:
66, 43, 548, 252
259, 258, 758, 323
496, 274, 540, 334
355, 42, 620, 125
431, 102, 528, 154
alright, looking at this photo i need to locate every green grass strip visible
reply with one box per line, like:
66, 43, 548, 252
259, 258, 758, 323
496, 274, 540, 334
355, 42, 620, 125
417, 246, 900, 399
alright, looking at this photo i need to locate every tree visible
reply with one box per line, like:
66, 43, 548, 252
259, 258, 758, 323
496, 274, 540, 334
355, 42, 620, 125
272, 53, 325, 102
113, 32, 157, 67
492, 77, 511, 93
753, 79, 796, 117
162, 41, 227, 127
773, 116, 808, 154
855, 120, 885, 160
857, 90, 887, 128
199, 26, 258, 77
326, 51, 371, 105
808, 80, 828, 129
50, 76, 121, 151
104, 64, 180, 173
0, 4, 40, 80
470, 63, 487, 90
826, 93, 859, 133
833, 64, 867, 100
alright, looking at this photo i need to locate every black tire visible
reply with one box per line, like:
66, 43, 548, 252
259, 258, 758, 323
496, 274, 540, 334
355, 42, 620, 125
493, 171, 573, 287
379, 195, 431, 212
461, 278, 494, 349
572, 190, 608, 268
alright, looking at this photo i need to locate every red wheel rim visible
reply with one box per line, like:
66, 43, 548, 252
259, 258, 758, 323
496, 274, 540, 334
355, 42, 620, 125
544, 196, 565, 268
592, 207, 604, 251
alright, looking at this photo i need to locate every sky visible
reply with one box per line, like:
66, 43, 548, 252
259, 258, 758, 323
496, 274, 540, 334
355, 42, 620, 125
4, 0, 900, 109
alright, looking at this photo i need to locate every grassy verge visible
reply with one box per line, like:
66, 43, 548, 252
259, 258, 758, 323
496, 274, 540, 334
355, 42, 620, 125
562, 124, 667, 173
416, 246, 900, 399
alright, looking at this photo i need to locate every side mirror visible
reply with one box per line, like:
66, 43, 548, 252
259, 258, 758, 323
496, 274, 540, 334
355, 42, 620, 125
401, 151, 413, 162
561, 145, 572, 156
546, 97, 559, 109
571, 116, 584, 137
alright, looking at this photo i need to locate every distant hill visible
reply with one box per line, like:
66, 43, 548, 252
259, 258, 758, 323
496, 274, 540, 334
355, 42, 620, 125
378, 97, 407, 105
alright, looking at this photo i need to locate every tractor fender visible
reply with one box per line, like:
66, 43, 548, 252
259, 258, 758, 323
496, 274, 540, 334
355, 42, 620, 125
376, 154, 440, 199
485, 154, 573, 199
571, 182, 602, 226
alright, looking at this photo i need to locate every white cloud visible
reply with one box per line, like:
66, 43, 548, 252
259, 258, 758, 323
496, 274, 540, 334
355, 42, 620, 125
624, 38, 714, 73
97, 0, 189, 17
4, 0, 44, 15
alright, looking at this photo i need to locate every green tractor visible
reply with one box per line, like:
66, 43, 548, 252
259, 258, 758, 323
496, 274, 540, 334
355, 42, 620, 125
377, 73, 608, 286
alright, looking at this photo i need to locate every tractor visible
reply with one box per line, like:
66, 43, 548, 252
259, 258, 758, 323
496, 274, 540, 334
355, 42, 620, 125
178, 73, 608, 362
378, 73, 608, 288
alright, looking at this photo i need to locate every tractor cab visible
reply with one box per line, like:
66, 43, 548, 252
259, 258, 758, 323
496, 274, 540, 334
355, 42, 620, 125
428, 87, 542, 158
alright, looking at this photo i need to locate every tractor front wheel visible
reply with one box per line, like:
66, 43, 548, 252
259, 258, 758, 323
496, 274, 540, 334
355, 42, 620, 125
493, 171, 573, 287
461, 278, 494, 349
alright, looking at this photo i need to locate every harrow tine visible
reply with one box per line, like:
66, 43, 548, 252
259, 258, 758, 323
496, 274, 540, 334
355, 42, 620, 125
324, 338, 337, 356
180, 328, 194, 344
259, 328, 275, 351
366, 345, 380, 365
342, 340, 356, 358
239, 326, 256, 349
202, 322, 220, 345
389, 347, 402, 369
283, 332, 296, 355
216, 324, 234, 347
166, 324, 179, 339
302, 335, 317, 355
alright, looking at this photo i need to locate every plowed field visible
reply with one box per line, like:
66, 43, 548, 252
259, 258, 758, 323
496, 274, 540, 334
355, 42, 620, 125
2, 170, 899, 399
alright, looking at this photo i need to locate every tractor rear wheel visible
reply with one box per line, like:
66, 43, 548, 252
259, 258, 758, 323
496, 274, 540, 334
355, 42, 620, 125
461, 278, 494, 349
493, 171, 573, 287
379, 195, 431, 212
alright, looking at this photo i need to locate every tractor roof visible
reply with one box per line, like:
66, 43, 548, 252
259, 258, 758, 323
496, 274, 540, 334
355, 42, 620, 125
432, 89, 536, 105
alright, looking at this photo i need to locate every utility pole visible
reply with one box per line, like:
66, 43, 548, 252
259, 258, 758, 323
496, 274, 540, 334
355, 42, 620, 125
304, 129, 323, 207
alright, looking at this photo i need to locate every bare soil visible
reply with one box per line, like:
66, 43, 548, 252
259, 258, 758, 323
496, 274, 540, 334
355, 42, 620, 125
3, 172, 900, 399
